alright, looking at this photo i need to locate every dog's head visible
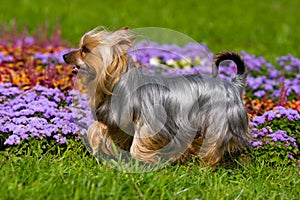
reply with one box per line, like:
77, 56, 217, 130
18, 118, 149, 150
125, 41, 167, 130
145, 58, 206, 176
63, 26, 136, 94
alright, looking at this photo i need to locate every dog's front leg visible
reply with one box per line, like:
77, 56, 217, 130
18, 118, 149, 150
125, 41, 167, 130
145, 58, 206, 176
87, 121, 119, 156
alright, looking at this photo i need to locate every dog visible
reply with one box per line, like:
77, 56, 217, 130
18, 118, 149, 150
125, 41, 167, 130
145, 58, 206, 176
63, 27, 250, 166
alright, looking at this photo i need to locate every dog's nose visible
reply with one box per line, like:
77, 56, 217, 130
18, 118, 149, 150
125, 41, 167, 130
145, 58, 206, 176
63, 54, 69, 63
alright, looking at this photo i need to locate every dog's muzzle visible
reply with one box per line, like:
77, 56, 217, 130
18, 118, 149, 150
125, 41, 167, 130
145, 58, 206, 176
63, 53, 80, 74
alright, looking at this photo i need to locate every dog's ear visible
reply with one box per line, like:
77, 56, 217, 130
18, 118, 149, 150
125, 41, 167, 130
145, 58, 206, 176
114, 26, 130, 34
113, 27, 136, 52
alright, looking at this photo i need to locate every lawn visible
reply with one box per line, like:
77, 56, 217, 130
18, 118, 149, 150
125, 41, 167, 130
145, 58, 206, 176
0, 0, 300, 199
1, 144, 299, 199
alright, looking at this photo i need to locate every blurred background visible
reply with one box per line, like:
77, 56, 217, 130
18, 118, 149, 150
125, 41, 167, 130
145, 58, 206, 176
0, 0, 299, 59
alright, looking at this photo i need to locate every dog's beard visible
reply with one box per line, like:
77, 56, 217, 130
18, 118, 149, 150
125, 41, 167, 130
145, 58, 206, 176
75, 64, 97, 84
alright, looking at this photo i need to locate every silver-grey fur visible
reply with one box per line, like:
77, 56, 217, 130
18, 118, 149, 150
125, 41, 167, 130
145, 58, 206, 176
95, 51, 250, 164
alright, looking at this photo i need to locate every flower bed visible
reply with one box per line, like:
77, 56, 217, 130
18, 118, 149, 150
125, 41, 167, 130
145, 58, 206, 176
0, 25, 299, 163
0, 23, 73, 90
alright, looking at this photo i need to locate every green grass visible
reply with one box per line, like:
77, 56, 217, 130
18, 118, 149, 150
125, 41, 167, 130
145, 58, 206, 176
1, 0, 300, 199
1, 0, 300, 60
1, 142, 299, 200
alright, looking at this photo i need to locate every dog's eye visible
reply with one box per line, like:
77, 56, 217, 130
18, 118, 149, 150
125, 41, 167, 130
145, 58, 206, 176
81, 46, 90, 54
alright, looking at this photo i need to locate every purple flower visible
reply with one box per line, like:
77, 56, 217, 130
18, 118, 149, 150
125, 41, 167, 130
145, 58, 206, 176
264, 111, 276, 121
12, 116, 28, 125
287, 137, 296, 143
19, 133, 29, 140
262, 83, 274, 91
287, 115, 295, 120
268, 68, 280, 78
0, 84, 93, 146
266, 130, 289, 142
257, 131, 266, 137
253, 116, 265, 125
266, 126, 273, 133
254, 90, 266, 98
284, 143, 290, 147
252, 141, 263, 147
24, 36, 35, 45
53, 134, 67, 144
66, 96, 73, 103
4, 135, 21, 145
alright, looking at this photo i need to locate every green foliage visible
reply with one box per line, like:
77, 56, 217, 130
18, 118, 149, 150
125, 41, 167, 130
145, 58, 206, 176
252, 141, 297, 165
2, 137, 85, 157
252, 116, 300, 165
270, 118, 300, 142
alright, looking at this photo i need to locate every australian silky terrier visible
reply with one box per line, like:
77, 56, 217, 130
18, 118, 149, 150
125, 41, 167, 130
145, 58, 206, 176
63, 27, 250, 166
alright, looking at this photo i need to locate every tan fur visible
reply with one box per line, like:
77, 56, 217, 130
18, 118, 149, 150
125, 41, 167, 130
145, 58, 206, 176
88, 121, 133, 156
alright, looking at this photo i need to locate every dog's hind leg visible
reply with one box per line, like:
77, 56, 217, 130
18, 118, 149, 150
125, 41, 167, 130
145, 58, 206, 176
199, 141, 224, 166
198, 122, 230, 166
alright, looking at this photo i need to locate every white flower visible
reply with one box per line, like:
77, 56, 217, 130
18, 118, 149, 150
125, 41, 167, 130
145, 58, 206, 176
166, 59, 176, 66
149, 57, 161, 66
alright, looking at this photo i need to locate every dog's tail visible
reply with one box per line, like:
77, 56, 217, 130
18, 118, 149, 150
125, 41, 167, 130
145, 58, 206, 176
213, 51, 247, 92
